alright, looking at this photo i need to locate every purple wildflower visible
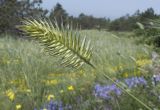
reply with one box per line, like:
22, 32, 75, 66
94, 84, 122, 100
37, 100, 73, 110
152, 75, 160, 85
124, 77, 147, 88
38, 100, 64, 110
153, 75, 160, 82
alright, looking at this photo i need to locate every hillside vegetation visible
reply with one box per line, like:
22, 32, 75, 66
1, 30, 159, 110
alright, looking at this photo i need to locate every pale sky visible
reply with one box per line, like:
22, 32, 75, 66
42, 0, 160, 19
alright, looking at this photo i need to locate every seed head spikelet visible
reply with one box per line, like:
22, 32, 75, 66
18, 19, 95, 68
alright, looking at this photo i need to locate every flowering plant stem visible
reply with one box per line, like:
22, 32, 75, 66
103, 74, 152, 110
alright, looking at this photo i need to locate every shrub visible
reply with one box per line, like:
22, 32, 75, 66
134, 21, 160, 48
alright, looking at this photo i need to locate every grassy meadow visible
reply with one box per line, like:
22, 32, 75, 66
0, 30, 159, 110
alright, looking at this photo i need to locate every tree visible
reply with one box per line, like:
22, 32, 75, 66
17, 0, 48, 18
49, 3, 68, 26
140, 8, 157, 21
0, 0, 48, 35
77, 13, 110, 29
109, 8, 160, 31
0, 0, 18, 33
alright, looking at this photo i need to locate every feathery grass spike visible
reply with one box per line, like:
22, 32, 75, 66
18, 19, 94, 68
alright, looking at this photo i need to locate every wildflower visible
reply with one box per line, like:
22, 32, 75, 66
123, 72, 129, 78
67, 85, 74, 91
152, 75, 160, 85
47, 100, 57, 110
154, 75, 160, 82
37, 100, 64, 110
136, 59, 152, 67
119, 65, 123, 70
124, 77, 147, 88
47, 94, 55, 101
5, 89, 15, 101
16, 104, 22, 110
134, 70, 141, 76
50, 80, 58, 85
38, 100, 65, 110
43, 80, 58, 85
94, 84, 122, 100
111, 66, 118, 72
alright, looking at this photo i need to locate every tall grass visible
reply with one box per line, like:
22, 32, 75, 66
0, 30, 152, 109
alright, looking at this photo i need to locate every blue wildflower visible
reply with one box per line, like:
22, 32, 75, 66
152, 75, 160, 86
153, 75, 160, 82
124, 77, 147, 88
94, 84, 122, 100
37, 100, 64, 110
37, 100, 73, 110
94, 77, 148, 100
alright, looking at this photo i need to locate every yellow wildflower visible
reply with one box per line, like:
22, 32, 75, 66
16, 104, 22, 110
123, 73, 129, 78
43, 79, 58, 85
50, 80, 58, 85
136, 59, 152, 67
5, 89, 15, 101
133, 69, 141, 76
47, 94, 55, 101
67, 85, 74, 91
119, 65, 123, 70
